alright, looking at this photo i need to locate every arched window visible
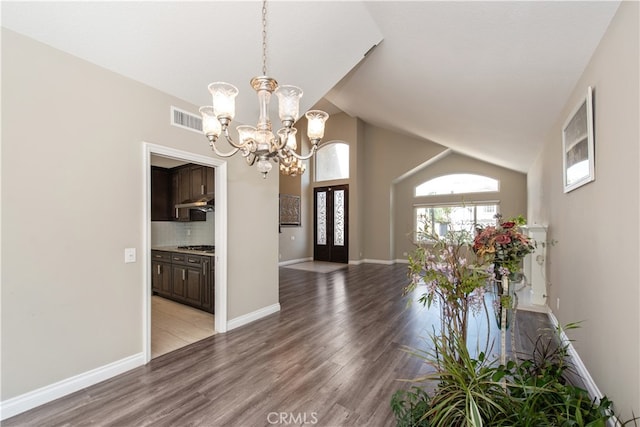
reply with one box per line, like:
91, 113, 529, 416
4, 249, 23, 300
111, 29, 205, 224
315, 141, 349, 182
415, 174, 499, 196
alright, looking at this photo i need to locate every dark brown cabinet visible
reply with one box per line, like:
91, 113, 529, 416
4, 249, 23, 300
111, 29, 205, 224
201, 257, 215, 312
190, 165, 206, 198
151, 251, 172, 297
151, 163, 212, 222
171, 165, 206, 222
172, 167, 192, 222
152, 250, 214, 313
151, 167, 172, 221
190, 165, 215, 197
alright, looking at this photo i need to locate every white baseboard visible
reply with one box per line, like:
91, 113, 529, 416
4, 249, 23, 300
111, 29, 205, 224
0, 352, 145, 421
227, 303, 281, 331
394, 258, 410, 264
546, 311, 604, 401
362, 258, 395, 265
348, 259, 364, 265
278, 257, 313, 267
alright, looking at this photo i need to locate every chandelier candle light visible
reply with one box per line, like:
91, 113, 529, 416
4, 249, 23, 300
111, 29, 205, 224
199, 0, 329, 178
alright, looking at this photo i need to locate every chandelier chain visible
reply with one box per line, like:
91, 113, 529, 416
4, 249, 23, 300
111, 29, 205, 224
199, 0, 329, 177
261, 0, 268, 76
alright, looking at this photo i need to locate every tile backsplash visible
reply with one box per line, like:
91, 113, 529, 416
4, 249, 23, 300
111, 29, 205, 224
151, 212, 215, 247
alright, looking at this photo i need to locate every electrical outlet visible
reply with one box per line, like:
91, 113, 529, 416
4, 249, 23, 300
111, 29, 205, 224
403, 252, 408, 256
556, 298, 560, 310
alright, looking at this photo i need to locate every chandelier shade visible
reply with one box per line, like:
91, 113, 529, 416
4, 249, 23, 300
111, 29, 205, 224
198, 0, 328, 178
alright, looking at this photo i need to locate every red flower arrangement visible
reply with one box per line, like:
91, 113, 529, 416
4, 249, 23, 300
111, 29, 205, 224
473, 214, 536, 274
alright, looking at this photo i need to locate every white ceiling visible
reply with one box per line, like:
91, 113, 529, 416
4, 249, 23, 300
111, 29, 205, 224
2, 1, 620, 173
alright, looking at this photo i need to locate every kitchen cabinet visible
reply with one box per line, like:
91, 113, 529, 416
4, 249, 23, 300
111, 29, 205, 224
151, 167, 172, 221
190, 165, 206, 198
171, 165, 205, 222
151, 251, 171, 297
172, 167, 191, 222
190, 165, 215, 197
152, 164, 206, 222
171, 253, 204, 308
206, 167, 215, 196
201, 257, 215, 312
156, 250, 213, 313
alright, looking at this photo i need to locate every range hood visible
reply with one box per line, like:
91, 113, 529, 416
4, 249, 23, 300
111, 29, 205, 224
175, 193, 214, 212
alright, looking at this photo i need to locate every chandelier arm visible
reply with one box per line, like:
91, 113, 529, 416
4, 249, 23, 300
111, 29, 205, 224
210, 142, 241, 158
282, 144, 319, 161
276, 136, 287, 151
246, 152, 258, 166
222, 127, 250, 150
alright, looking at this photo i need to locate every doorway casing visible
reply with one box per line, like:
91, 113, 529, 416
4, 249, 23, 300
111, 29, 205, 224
143, 142, 228, 363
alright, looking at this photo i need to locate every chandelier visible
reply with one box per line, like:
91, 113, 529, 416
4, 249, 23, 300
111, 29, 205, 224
199, 0, 329, 178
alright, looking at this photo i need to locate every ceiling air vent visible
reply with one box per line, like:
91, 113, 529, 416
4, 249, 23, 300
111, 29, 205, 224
170, 106, 202, 134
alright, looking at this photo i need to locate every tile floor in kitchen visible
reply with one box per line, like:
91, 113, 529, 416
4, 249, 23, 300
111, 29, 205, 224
151, 295, 215, 358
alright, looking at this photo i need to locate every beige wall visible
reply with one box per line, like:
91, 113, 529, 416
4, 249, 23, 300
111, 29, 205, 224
527, 1, 639, 418
1, 29, 279, 400
394, 152, 527, 260
362, 125, 448, 261
279, 113, 365, 263
279, 118, 518, 265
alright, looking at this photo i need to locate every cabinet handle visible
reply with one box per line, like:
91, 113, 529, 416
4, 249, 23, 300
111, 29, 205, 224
157, 265, 161, 275
182, 269, 185, 281
201, 184, 205, 195
203, 261, 206, 276
175, 208, 179, 218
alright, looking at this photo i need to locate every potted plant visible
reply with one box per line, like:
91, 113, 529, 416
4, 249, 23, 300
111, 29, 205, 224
394, 215, 633, 426
472, 214, 536, 330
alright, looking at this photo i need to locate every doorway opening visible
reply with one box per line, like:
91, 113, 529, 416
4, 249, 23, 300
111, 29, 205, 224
143, 143, 228, 363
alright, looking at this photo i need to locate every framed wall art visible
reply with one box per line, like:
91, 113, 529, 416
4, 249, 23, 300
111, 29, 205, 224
562, 86, 595, 193
279, 194, 301, 226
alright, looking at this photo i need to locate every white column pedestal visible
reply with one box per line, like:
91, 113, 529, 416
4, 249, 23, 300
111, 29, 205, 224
523, 225, 548, 307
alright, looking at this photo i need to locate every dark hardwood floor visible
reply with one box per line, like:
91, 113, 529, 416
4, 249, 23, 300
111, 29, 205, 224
4, 264, 550, 427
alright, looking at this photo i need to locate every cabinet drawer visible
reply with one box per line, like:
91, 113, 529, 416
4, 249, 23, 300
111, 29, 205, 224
151, 251, 171, 262
171, 253, 187, 264
170, 253, 203, 265
185, 255, 202, 266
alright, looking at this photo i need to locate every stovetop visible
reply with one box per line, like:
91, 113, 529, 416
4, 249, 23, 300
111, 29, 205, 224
177, 245, 215, 253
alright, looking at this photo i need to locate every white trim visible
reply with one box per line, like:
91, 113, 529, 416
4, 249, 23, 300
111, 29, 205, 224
348, 259, 364, 265
278, 257, 313, 266
362, 258, 395, 265
143, 142, 229, 365
0, 353, 144, 420
546, 311, 604, 401
227, 304, 281, 331
394, 258, 410, 264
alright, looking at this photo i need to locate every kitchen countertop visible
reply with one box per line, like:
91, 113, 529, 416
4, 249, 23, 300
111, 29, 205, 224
152, 246, 215, 257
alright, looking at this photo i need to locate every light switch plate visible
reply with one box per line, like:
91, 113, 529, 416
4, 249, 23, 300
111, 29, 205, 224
124, 248, 136, 263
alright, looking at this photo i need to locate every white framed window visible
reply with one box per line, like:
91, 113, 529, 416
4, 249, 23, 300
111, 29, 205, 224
415, 174, 499, 196
315, 142, 349, 182
415, 203, 498, 241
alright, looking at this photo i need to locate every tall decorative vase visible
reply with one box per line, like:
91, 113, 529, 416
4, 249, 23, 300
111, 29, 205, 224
493, 266, 519, 330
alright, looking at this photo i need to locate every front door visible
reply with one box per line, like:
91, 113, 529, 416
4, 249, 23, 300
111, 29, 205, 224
314, 185, 348, 263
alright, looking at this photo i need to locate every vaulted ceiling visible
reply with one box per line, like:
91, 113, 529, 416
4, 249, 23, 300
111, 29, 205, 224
2, 1, 620, 172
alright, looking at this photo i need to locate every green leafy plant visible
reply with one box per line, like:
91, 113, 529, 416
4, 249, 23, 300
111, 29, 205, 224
398, 214, 635, 426
392, 325, 631, 426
